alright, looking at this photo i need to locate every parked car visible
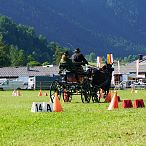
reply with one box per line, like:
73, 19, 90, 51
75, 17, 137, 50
130, 81, 146, 89
115, 80, 135, 90
0, 79, 26, 90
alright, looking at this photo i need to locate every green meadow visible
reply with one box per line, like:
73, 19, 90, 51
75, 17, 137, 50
0, 90, 146, 146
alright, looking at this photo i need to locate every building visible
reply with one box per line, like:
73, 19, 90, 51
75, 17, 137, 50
0, 65, 59, 79
114, 55, 146, 84
0, 65, 60, 90
1, 57, 146, 87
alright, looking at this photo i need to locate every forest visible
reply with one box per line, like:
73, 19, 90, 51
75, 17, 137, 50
0, 0, 146, 57
0, 14, 139, 67
0, 14, 68, 67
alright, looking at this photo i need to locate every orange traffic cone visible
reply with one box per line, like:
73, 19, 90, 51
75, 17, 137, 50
12, 90, 17, 96
105, 92, 111, 103
38, 90, 42, 96
53, 92, 63, 112
44, 92, 48, 96
108, 91, 118, 110
17, 90, 21, 96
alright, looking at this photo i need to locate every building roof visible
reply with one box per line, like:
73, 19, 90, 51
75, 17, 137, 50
0, 65, 59, 77
114, 59, 146, 74
1, 58, 146, 78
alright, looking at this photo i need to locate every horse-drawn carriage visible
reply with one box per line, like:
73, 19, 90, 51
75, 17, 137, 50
50, 62, 114, 103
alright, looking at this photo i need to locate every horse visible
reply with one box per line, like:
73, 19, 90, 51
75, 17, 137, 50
87, 63, 114, 97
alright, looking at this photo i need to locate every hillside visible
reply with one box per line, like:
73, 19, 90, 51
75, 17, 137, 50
0, 0, 146, 57
0, 15, 56, 66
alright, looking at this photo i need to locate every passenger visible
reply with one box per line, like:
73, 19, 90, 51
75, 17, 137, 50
71, 48, 88, 73
59, 51, 73, 74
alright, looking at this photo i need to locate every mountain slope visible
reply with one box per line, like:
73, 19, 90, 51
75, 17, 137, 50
0, 14, 54, 64
0, 0, 146, 56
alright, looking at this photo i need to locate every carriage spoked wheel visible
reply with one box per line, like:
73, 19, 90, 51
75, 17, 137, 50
50, 80, 62, 101
81, 79, 91, 103
91, 86, 100, 103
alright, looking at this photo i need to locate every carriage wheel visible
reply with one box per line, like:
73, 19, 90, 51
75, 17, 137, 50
50, 80, 61, 101
92, 87, 100, 103
81, 79, 91, 103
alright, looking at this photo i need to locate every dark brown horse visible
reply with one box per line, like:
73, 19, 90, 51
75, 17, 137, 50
87, 63, 114, 96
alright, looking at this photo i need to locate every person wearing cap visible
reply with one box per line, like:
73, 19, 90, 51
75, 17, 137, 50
71, 48, 88, 73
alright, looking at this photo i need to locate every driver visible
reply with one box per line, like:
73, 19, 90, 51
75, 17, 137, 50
71, 48, 88, 73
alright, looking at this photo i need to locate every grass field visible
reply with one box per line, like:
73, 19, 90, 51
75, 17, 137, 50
0, 89, 146, 146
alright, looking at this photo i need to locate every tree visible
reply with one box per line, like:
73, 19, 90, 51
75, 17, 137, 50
0, 41, 11, 67
89, 52, 96, 62
48, 42, 67, 64
10, 45, 27, 66
85, 54, 90, 62
17, 49, 27, 66
27, 54, 35, 62
28, 61, 41, 66
42, 61, 50, 66
0, 15, 55, 64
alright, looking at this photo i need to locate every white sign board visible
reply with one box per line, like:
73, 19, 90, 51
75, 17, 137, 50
31, 102, 53, 112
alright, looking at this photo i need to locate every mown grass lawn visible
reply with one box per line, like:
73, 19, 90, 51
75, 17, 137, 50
0, 89, 146, 146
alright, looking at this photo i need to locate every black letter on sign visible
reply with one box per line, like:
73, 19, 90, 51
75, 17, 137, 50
39, 104, 43, 111
35, 104, 38, 112
47, 104, 52, 112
